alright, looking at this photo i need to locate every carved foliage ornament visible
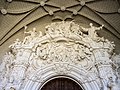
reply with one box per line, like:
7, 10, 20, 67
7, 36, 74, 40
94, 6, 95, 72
0, 21, 119, 90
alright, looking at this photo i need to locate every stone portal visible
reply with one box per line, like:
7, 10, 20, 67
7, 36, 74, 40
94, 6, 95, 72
0, 21, 120, 90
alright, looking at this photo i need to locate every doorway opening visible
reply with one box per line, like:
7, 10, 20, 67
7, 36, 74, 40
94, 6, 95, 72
41, 77, 83, 90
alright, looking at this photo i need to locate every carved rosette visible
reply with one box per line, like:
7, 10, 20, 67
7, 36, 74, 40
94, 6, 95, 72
0, 21, 119, 90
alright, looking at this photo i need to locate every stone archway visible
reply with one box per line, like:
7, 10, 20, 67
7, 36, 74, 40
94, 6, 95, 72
0, 21, 119, 90
23, 64, 100, 90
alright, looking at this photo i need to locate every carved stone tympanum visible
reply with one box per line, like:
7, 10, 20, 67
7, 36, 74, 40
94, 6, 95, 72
0, 21, 119, 90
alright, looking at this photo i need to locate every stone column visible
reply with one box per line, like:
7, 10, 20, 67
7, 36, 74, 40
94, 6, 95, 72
93, 48, 117, 90
5, 48, 32, 90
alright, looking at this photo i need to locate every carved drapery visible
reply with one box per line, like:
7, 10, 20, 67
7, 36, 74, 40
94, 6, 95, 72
0, 21, 119, 90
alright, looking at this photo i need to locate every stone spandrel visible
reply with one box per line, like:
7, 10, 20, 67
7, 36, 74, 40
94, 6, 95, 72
0, 21, 119, 90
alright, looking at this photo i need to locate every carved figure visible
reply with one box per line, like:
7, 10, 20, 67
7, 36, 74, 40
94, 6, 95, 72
0, 52, 14, 74
104, 39, 115, 55
9, 39, 21, 49
23, 27, 37, 44
70, 21, 82, 35
36, 44, 49, 60
81, 23, 104, 40
0, 52, 15, 90
38, 31, 43, 37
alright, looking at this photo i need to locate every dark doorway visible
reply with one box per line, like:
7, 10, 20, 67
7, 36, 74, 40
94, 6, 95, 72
41, 78, 83, 90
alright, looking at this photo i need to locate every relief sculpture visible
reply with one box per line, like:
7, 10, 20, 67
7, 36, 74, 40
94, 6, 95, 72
0, 21, 119, 90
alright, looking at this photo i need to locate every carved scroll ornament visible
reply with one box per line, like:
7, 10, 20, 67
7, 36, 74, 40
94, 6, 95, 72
0, 21, 119, 90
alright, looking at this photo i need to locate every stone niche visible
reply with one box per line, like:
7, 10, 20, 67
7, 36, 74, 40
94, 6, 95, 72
0, 21, 120, 90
